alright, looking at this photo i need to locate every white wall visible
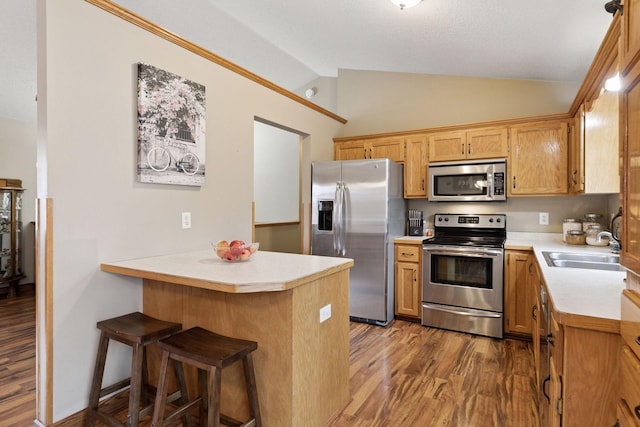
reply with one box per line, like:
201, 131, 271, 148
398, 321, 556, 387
337, 69, 581, 136
39, 0, 343, 421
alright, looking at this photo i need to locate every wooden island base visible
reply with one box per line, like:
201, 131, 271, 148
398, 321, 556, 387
142, 269, 350, 427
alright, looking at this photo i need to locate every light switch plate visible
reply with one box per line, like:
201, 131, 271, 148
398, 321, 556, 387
182, 212, 191, 229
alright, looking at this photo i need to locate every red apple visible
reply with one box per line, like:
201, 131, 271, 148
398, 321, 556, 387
239, 249, 251, 261
225, 251, 236, 261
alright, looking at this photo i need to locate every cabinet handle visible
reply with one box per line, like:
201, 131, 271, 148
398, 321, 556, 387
547, 333, 554, 346
635, 336, 640, 346
532, 304, 538, 321
468, 143, 471, 155
572, 170, 578, 185
461, 143, 465, 155
369, 148, 372, 158
528, 263, 533, 274
401, 252, 415, 257
542, 375, 551, 402
363, 148, 367, 158
421, 179, 425, 191
635, 404, 640, 419
513, 176, 516, 189
413, 269, 417, 282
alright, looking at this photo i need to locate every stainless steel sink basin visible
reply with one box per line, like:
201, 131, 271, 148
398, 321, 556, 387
542, 251, 624, 272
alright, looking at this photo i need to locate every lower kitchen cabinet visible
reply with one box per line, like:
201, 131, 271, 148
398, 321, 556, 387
549, 309, 619, 427
504, 250, 534, 338
619, 289, 640, 426
394, 241, 422, 321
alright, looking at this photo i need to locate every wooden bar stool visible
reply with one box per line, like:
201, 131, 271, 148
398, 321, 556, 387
151, 327, 262, 427
86, 312, 185, 427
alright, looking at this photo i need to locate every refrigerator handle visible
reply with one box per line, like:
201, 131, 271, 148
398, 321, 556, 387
339, 182, 346, 256
333, 182, 342, 255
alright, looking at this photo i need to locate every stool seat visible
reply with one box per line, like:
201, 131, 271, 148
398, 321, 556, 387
152, 327, 262, 427
86, 312, 184, 427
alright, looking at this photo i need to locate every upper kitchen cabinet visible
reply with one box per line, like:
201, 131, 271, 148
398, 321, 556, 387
621, 59, 640, 273
404, 135, 428, 198
583, 91, 620, 194
508, 120, 569, 196
428, 127, 508, 163
620, 0, 640, 74
334, 136, 405, 163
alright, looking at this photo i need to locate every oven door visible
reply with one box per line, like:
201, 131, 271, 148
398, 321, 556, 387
422, 245, 504, 312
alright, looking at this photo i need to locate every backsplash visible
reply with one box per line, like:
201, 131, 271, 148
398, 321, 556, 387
408, 193, 620, 233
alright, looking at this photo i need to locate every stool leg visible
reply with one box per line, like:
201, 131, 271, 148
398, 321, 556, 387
86, 332, 110, 427
151, 351, 171, 427
128, 342, 144, 427
242, 354, 262, 427
173, 358, 194, 427
206, 367, 221, 427
197, 368, 208, 426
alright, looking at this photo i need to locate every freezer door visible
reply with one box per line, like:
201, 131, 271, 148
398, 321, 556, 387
311, 161, 341, 257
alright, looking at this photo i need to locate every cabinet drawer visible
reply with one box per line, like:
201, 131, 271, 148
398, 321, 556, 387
622, 290, 640, 361
621, 344, 640, 424
397, 245, 420, 262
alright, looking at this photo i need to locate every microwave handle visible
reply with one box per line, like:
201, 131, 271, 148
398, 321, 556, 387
488, 174, 493, 197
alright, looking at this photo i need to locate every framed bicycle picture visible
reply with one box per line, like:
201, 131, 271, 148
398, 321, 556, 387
136, 63, 206, 186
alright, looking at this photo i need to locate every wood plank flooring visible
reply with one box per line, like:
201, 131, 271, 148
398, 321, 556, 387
0, 293, 538, 426
0, 289, 36, 427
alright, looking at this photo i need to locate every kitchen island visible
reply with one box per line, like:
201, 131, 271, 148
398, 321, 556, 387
101, 249, 354, 427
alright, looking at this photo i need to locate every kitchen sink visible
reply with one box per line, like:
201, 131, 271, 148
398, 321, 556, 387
542, 251, 624, 272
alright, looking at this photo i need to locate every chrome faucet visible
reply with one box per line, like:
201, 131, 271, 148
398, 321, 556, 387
596, 231, 621, 253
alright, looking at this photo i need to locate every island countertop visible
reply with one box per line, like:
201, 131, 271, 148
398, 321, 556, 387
101, 249, 354, 293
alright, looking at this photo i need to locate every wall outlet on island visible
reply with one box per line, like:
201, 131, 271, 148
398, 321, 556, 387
320, 304, 331, 323
539, 212, 549, 225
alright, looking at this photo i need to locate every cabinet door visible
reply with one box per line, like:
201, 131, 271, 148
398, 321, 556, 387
621, 63, 640, 273
504, 250, 533, 337
395, 261, 420, 318
621, 0, 640, 73
369, 137, 405, 163
466, 127, 508, 160
428, 131, 466, 162
334, 140, 367, 160
549, 355, 562, 427
404, 135, 428, 198
508, 121, 569, 196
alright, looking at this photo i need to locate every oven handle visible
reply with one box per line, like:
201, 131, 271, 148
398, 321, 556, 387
423, 247, 503, 258
422, 303, 502, 318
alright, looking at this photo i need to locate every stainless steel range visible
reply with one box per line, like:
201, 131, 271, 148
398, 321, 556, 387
422, 213, 506, 339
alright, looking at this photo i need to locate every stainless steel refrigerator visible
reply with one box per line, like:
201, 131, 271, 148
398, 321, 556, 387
311, 158, 406, 326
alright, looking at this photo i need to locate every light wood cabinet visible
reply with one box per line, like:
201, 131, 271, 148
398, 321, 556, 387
620, 289, 640, 426
621, 59, 640, 273
504, 250, 534, 337
394, 242, 422, 320
508, 120, 569, 196
571, 94, 620, 196
428, 127, 508, 163
549, 309, 619, 427
334, 136, 405, 163
620, 0, 640, 73
404, 135, 428, 198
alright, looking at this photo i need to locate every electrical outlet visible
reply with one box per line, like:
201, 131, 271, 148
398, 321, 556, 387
319, 304, 331, 323
181, 212, 191, 229
539, 212, 549, 225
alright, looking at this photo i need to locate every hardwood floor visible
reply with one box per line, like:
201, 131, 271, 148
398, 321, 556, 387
0, 289, 36, 426
325, 321, 539, 427
0, 293, 538, 426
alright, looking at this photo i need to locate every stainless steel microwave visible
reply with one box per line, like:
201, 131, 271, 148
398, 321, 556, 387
428, 159, 506, 202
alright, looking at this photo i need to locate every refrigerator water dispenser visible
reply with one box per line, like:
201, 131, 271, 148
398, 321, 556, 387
318, 200, 333, 231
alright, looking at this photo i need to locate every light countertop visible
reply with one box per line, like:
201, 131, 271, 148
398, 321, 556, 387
506, 232, 626, 329
101, 249, 354, 293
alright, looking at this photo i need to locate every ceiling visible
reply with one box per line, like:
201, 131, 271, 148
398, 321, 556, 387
2, 0, 615, 122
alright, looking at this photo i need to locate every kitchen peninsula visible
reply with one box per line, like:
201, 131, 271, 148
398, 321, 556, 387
101, 249, 354, 427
